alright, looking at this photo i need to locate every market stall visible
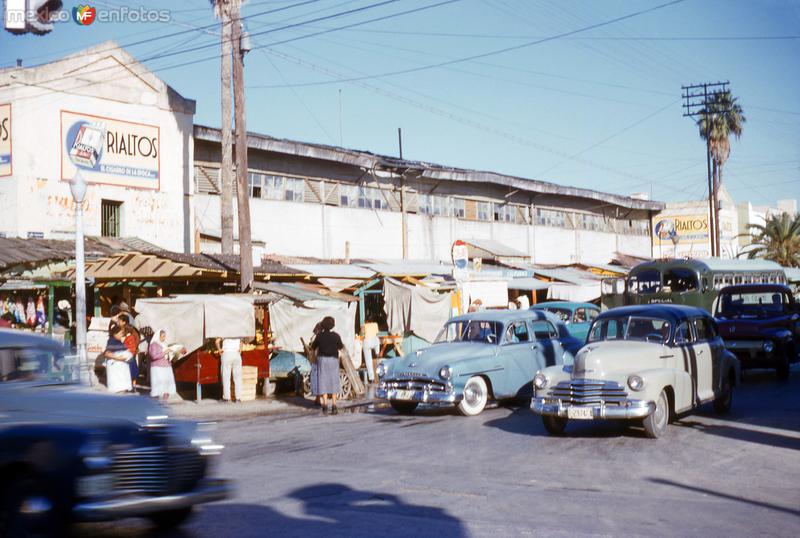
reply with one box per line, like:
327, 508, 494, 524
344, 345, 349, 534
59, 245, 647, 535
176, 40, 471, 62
134, 294, 270, 399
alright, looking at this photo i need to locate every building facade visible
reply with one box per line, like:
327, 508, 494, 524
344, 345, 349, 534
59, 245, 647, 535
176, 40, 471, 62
0, 42, 195, 252
193, 126, 661, 265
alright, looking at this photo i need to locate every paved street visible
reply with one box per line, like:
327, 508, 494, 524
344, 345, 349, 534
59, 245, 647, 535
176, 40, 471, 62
79, 369, 799, 537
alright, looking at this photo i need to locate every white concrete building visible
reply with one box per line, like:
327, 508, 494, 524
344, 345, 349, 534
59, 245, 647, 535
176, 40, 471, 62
0, 42, 195, 252
193, 126, 661, 265
737, 198, 798, 253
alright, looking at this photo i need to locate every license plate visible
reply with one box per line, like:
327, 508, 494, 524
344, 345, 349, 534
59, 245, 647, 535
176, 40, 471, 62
567, 407, 593, 420
394, 389, 415, 401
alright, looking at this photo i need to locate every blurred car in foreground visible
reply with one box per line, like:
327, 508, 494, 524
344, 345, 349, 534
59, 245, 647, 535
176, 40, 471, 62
377, 310, 573, 416
531, 305, 740, 438
0, 329, 230, 537
714, 284, 799, 380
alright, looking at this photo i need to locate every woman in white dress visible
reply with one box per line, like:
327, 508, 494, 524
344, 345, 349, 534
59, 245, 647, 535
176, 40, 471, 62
104, 324, 133, 393
148, 328, 177, 400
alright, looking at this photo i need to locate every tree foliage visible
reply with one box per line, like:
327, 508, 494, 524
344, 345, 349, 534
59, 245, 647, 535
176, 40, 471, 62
744, 212, 800, 267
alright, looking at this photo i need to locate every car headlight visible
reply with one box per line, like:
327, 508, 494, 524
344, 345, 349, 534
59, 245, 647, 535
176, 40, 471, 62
376, 362, 386, 378
79, 433, 112, 470
763, 341, 774, 353
627, 374, 645, 391
439, 365, 452, 380
533, 373, 548, 390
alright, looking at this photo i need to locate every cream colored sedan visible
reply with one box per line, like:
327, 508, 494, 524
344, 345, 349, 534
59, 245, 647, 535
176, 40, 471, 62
531, 304, 740, 438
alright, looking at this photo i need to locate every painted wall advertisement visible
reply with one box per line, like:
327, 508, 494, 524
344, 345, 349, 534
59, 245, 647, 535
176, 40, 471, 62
653, 214, 709, 246
0, 103, 10, 177
60, 110, 160, 189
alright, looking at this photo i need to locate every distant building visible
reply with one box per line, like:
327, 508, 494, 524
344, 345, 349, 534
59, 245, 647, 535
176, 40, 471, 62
737, 198, 798, 253
0, 42, 196, 252
193, 126, 662, 265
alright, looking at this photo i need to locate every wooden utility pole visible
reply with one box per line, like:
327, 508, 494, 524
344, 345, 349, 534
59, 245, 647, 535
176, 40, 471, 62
232, 6, 253, 290
219, 3, 234, 254
398, 127, 407, 259
682, 81, 729, 257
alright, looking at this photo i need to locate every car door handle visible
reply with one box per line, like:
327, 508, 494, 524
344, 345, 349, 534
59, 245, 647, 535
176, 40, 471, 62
698, 349, 704, 355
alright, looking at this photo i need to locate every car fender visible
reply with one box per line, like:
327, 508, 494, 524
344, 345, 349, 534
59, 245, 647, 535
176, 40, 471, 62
532, 365, 571, 397
631, 368, 691, 414
720, 350, 741, 387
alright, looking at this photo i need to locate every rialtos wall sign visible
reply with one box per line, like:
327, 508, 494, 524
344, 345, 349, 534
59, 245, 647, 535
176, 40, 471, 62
0, 103, 11, 177
60, 110, 160, 189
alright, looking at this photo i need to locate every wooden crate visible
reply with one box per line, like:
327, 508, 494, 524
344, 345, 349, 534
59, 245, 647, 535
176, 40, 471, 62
232, 366, 259, 401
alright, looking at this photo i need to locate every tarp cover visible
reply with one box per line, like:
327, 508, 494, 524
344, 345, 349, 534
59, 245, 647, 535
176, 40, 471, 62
135, 295, 255, 353
269, 298, 358, 367
547, 282, 601, 303
383, 278, 452, 343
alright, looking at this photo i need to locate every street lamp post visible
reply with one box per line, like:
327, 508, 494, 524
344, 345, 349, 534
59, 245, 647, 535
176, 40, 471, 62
69, 171, 89, 384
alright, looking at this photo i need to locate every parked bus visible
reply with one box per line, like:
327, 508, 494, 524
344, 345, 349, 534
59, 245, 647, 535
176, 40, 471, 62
601, 258, 787, 313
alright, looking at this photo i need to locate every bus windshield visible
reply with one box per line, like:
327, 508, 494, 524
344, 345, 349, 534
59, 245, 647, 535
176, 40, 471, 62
628, 269, 661, 294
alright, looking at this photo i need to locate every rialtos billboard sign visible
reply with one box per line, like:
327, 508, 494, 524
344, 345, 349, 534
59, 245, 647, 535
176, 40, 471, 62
0, 103, 11, 177
60, 110, 160, 189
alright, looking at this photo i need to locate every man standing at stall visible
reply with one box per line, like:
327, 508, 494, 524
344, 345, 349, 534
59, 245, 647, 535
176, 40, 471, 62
216, 337, 243, 403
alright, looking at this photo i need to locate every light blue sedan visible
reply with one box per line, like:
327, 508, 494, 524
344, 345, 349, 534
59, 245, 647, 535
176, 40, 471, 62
376, 310, 572, 416
532, 301, 600, 342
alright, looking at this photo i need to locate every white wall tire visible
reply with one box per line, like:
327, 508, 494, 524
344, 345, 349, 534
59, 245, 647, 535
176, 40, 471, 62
458, 376, 489, 416
642, 389, 669, 439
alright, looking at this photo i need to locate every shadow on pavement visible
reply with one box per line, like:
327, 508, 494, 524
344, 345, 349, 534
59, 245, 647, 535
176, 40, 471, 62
71, 483, 467, 538
483, 406, 645, 438
649, 477, 800, 517
671, 418, 800, 451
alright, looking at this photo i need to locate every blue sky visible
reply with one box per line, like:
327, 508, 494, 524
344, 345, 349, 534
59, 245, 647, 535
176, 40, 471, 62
2, 0, 799, 206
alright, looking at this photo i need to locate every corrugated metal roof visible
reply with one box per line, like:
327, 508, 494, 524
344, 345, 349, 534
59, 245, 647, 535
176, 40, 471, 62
0, 236, 161, 273
506, 278, 551, 291
464, 239, 528, 258
193, 126, 665, 212
355, 261, 453, 277
286, 264, 376, 279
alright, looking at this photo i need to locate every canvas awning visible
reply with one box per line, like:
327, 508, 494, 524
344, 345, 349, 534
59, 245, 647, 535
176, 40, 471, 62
135, 294, 256, 353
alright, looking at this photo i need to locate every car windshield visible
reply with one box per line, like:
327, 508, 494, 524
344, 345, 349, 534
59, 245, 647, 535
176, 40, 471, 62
0, 346, 65, 383
435, 320, 503, 344
541, 307, 571, 323
588, 316, 672, 344
717, 291, 787, 318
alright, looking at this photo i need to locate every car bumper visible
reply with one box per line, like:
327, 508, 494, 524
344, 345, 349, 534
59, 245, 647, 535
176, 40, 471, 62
376, 386, 460, 404
72, 478, 231, 522
530, 397, 655, 420
725, 341, 780, 366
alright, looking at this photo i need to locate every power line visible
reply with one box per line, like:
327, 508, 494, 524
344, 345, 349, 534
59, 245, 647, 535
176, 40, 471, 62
239, 0, 688, 88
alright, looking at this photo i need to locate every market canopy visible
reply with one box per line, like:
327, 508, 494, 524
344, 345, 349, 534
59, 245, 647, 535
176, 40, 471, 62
135, 294, 255, 353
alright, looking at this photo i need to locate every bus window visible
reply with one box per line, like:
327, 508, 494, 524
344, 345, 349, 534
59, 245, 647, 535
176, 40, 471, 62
734, 275, 743, 285
713, 275, 724, 290
663, 268, 698, 293
629, 269, 661, 294
724, 274, 733, 286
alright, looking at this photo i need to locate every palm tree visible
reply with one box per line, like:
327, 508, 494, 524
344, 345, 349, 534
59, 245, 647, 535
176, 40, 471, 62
743, 212, 800, 267
696, 90, 745, 256
696, 90, 746, 192
211, 0, 239, 254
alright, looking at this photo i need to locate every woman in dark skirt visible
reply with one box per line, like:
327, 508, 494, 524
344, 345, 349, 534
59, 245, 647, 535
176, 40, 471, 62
311, 316, 343, 415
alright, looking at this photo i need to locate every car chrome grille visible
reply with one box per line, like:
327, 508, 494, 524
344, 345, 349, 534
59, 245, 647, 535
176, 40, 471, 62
549, 379, 628, 406
384, 378, 448, 393
111, 446, 206, 496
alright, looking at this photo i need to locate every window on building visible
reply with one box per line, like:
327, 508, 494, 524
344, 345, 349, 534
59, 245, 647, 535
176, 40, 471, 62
284, 177, 304, 202
535, 208, 566, 228
451, 198, 466, 218
419, 194, 446, 216
357, 187, 386, 209
248, 172, 262, 198
340, 184, 358, 207
579, 213, 606, 232
476, 201, 491, 221
494, 203, 517, 223
101, 200, 122, 238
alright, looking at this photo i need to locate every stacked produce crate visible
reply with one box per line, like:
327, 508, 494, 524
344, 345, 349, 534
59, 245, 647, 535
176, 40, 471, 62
232, 366, 259, 401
